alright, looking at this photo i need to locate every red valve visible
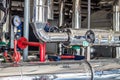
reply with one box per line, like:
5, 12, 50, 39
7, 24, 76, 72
17, 37, 28, 50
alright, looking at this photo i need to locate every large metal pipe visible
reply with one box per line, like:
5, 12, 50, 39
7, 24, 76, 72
32, 0, 68, 42
47, 0, 54, 20
1, 59, 120, 80
31, 0, 120, 46
33, 0, 47, 23
113, 0, 120, 31
72, 0, 81, 29
23, 0, 30, 61
58, 0, 65, 28
31, 22, 69, 42
113, 0, 120, 58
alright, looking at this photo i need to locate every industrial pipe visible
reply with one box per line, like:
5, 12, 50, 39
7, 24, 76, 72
31, 0, 120, 46
72, 0, 81, 29
47, 0, 54, 20
113, 0, 120, 58
31, 21, 120, 45
58, 0, 65, 28
33, 0, 48, 23
113, 0, 120, 31
31, 22, 69, 42
17, 37, 46, 62
1, 59, 120, 80
24, 42, 45, 62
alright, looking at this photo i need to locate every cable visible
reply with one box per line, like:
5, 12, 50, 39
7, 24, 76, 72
85, 60, 94, 80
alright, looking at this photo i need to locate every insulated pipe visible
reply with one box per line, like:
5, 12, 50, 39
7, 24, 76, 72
113, 0, 120, 31
113, 0, 120, 58
72, 0, 81, 29
58, 0, 65, 28
47, 0, 54, 20
33, 0, 48, 23
31, 22, 69, 42
1, 59, 120, 79
23, 0, 30, 61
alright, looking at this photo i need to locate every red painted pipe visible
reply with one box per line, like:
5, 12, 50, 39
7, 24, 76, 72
23, 41, 40, 47
24, 41, 45, 62
39, 44, 45, 62
42, 43, 46, 62
19, 39, 46, 62
13, 40, 21, 62
60, 55, 75, 59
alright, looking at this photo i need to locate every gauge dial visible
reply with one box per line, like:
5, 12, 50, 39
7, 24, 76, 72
13, 16, 21, 27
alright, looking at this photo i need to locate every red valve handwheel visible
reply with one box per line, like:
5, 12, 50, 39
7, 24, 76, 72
17, 37, 28, 49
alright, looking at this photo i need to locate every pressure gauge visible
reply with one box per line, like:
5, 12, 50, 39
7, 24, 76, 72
13, 16, 21, 27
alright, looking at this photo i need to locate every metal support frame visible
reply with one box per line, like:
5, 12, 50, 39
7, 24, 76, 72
87, 0, 91, 61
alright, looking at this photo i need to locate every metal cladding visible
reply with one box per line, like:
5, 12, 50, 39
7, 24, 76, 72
113, 0, 120, 31
47, 0, 54, 20
33, 0, 48, 23
31, 0, 120, 46
58, 0, 65, 28
72, 0, 81, 29
31, 22, 69, 42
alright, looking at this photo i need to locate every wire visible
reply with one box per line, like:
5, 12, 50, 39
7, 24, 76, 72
85, 60, 94, 80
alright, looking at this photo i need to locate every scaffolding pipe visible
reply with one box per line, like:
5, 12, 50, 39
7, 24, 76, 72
72, 0, 81, 29
23, 0, 30, 61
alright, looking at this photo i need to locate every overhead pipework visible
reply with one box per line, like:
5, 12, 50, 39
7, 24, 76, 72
72, 0, 81, 29
47, 0, 54, 20
33, 0, 48, 23
58, 0, 65, 28
113, 0, 120, 58
31, 0, 120, 46
32, 0, 69, 42
113, 0, 120, 32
